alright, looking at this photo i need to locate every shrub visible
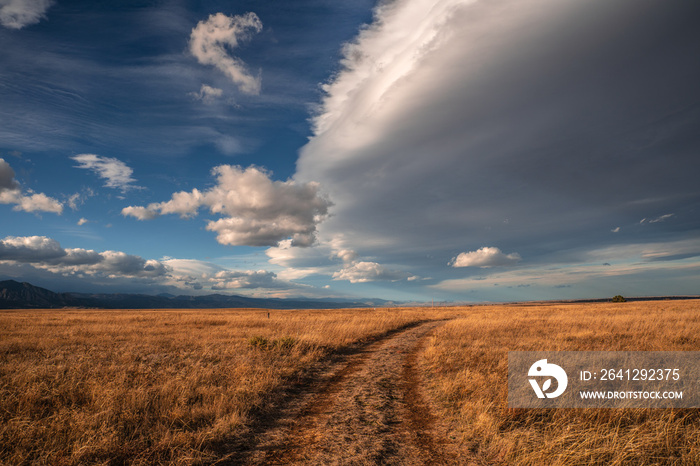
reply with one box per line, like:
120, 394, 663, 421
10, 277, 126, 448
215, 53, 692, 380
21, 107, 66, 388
248, 335, 269, 348
612, 295, 626, 303
247, 336, 297, 352
273, 336, 297, 351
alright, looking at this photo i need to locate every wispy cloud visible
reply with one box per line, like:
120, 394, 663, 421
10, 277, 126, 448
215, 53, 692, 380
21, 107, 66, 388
189, 12, 262, 95
71, 154, 140, 192
66, 188, 96, 211
648, 213, 674, 224
0, 0, 53, 29
190, 84, 224, 103
0, 158, 63, 214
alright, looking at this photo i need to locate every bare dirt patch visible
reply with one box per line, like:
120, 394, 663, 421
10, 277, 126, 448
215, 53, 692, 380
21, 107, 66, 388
229, 320, 460, 465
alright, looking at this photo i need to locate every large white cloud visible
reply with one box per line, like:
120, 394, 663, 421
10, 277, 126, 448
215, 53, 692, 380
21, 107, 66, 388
71, 154, 140, 191
0, 0, 52, 29
291, 0, 700, 298
189, 12, 262, 95
123, 165, 331, 247
0, 158, 63, 214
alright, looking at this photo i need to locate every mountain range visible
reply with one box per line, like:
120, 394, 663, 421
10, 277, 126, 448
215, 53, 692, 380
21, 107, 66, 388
0, 280, 389, 310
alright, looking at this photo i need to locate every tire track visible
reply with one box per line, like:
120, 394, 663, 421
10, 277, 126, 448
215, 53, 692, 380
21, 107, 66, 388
224, 319, 456, 465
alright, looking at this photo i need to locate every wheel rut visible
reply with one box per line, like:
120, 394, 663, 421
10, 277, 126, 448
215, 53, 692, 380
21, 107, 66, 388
222, 319, 457, 465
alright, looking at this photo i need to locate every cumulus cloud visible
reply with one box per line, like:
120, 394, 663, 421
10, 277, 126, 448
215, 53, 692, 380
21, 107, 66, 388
210, 269, 279, 290
0, 235, 166, 277
0, 237, 320, 296
262, 239, 335, 280
0, 235, 64, 262
189, 12, 262, 95
0, 158, 20, 191
328, 244, 416, 283
160, 257, 312, 295
121, 205, 159, 221
71, 154, 140, 191
0, 158, 63, 214
449, 247, 521, 268
122, 165, 331, 247
332, 261, 414, 283
332, 248, 358, 264
0, 0, 53, 29
190, 84, 224, 103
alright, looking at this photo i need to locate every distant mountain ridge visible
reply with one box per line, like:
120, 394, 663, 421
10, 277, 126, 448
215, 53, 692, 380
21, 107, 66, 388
0, 280, 386, 310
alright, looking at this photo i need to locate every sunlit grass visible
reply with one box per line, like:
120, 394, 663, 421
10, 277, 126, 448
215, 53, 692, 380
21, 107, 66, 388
0, 307, 442, 465
420, 300, 700, 465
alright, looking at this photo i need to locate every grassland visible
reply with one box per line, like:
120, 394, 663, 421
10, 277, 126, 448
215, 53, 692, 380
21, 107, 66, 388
0, 307, 440, 464
420, 300, 700, 465
1, 300, 698, 465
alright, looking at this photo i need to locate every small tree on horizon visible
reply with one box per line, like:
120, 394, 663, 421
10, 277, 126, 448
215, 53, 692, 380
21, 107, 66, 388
612, 295, 626, 303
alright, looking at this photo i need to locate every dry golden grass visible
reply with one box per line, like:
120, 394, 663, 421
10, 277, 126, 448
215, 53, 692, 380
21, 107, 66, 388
0, 307, 442, 465
420, 300, 700, 465
3, 301, 698, 465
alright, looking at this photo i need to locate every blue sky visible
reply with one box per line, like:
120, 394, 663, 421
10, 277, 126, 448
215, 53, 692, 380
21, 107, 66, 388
1, 0, 699, 302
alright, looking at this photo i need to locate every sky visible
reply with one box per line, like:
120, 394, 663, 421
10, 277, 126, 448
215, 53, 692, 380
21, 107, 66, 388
1, 0, 699, 303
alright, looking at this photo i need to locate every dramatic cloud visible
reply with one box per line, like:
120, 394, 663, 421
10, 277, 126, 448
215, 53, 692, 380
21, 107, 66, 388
71, 154, 139, 191
292, 0, 700, 298
189, 12, 262, 95
0, 235, 64, 262
0, 158, 20, 192
0, 236, 304, 296
0, 158, 63, 214
0, 0, 52, 29
450, 247, 521, 268
122, 165, 331, 247
0, 236, 166, 277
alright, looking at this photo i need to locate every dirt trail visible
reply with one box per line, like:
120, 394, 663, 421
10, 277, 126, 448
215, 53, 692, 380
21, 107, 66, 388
224, 320, 461, 465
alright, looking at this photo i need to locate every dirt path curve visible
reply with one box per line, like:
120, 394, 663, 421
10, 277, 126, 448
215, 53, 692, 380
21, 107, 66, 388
223, 320, 459, 465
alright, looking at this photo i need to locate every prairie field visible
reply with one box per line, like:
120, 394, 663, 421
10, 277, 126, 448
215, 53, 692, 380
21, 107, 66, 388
0, 300, 698, 465
0, 307, 442, 465
420, 300, 700, 465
